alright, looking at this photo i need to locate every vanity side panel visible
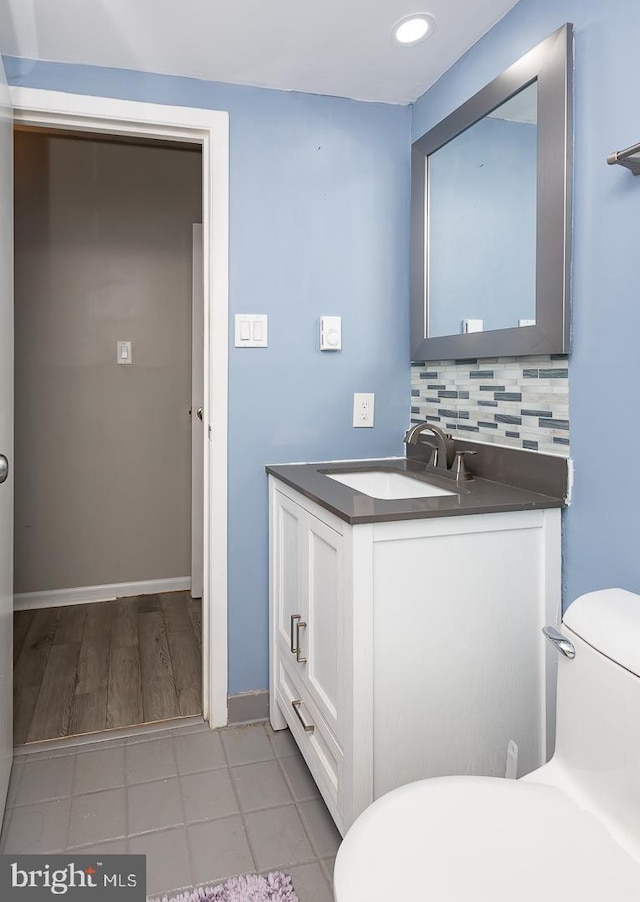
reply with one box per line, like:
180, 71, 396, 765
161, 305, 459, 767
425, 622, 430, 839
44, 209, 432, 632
371, 510, 553, 796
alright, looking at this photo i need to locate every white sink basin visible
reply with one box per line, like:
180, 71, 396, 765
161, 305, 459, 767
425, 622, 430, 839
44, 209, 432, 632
325, 469, 456, 500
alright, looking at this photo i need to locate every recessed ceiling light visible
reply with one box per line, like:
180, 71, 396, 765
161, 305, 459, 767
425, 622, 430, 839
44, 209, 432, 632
393, 13, 436, 46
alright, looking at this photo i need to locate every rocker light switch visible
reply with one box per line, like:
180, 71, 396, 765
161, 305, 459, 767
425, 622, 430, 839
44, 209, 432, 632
235, 314, 268, 347
116, 340, 132, 364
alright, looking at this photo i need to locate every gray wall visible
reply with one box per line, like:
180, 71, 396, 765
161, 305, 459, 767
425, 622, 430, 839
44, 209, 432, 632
14, 131, 202, 593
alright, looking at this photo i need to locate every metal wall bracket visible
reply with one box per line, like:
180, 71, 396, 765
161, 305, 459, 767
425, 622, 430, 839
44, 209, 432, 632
607, 142, 640, 175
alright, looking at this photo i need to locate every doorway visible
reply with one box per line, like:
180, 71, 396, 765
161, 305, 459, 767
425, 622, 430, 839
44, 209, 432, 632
13, 126, 204, 744
8, 88, 230, 737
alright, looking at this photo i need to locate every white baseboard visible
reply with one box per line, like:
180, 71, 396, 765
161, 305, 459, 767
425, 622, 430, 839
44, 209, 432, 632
14, 576, 191, 611
228, 690, 269, 725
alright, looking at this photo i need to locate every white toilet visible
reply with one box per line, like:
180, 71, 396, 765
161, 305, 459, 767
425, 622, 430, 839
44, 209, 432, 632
334, 588, 640, 901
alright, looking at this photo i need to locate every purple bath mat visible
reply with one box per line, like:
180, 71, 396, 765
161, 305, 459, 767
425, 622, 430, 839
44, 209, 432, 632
150, 872, 299, 902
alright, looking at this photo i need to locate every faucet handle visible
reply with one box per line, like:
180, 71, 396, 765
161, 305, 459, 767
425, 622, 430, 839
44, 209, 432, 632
452, 450, 477, 482
424, 444, 439, 467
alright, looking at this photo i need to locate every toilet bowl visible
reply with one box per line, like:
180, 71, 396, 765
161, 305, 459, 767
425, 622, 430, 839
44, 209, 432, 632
334, 589, 640, 901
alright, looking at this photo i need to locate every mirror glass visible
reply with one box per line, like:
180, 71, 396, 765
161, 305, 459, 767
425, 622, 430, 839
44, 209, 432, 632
428, 82, 538, 337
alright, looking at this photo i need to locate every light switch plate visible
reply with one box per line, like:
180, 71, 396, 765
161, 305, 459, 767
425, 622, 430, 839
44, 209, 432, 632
116, 340, 132, 365
320, 316, 342, 351
235, 314, 268, 348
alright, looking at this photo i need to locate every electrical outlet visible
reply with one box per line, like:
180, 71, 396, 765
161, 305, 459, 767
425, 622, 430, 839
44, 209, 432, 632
353, 393, 375, 428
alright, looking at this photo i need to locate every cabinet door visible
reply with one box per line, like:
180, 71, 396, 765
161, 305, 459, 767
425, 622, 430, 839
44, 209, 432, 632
272, 490, 305, 662
301, 513, 343, 739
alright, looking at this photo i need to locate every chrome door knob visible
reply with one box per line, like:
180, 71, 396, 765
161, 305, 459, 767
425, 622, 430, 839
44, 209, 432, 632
0, 454, 8, 484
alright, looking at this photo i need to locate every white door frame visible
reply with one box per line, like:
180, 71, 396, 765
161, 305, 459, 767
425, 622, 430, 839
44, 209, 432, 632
191, 224, 204, 601
10, 87, 230, 729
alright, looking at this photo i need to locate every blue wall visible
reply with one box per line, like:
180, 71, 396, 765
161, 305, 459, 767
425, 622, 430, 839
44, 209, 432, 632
4, 58, 411, 693
413, 0, 640, 606
429, 116, 537, 335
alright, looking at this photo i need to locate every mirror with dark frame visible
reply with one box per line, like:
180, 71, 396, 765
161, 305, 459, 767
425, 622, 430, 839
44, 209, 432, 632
410, 24, 572, 362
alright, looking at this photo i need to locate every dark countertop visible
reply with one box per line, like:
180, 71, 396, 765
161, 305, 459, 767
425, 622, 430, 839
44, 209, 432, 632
266, 457, 565, 525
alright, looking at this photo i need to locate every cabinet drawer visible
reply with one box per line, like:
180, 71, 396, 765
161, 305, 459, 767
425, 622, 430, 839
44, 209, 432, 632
274, 651, 344, 834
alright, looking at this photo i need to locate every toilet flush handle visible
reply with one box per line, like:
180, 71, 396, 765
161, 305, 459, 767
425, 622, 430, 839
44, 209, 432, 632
542, 626, 576, 659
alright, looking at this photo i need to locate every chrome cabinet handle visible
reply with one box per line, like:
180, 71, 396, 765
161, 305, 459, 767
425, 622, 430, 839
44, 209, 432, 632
196, 407, 203, 420
290, 614, 301, 654
289, 614, 307, 663
292, 699, 314, 733
295, 619, 307, 663
542, 626, 576, 659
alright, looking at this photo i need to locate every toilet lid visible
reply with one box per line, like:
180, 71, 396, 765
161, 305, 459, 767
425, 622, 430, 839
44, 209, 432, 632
333, 776, 640, 902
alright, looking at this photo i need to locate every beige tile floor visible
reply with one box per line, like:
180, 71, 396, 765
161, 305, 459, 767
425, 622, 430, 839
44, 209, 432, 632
0, 720, 339, 900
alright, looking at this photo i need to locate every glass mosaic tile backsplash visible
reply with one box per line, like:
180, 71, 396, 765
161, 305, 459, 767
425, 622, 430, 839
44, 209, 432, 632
410, 355, 569, 456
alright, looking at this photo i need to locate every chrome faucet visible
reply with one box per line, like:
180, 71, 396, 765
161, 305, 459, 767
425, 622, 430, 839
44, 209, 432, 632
404, 422, 455, 470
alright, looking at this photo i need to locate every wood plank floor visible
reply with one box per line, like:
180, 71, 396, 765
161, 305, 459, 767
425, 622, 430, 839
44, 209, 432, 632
13, 591, 202, 744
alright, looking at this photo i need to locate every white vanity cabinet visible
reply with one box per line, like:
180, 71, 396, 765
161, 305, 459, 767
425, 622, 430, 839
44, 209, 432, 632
268, 475, 561, 835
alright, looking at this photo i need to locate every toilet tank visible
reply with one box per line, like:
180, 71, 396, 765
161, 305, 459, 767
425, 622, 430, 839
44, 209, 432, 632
533, 588, 640, 860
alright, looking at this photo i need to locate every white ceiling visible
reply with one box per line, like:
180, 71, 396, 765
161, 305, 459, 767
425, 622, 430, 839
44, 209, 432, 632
0, 0, 521, 105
